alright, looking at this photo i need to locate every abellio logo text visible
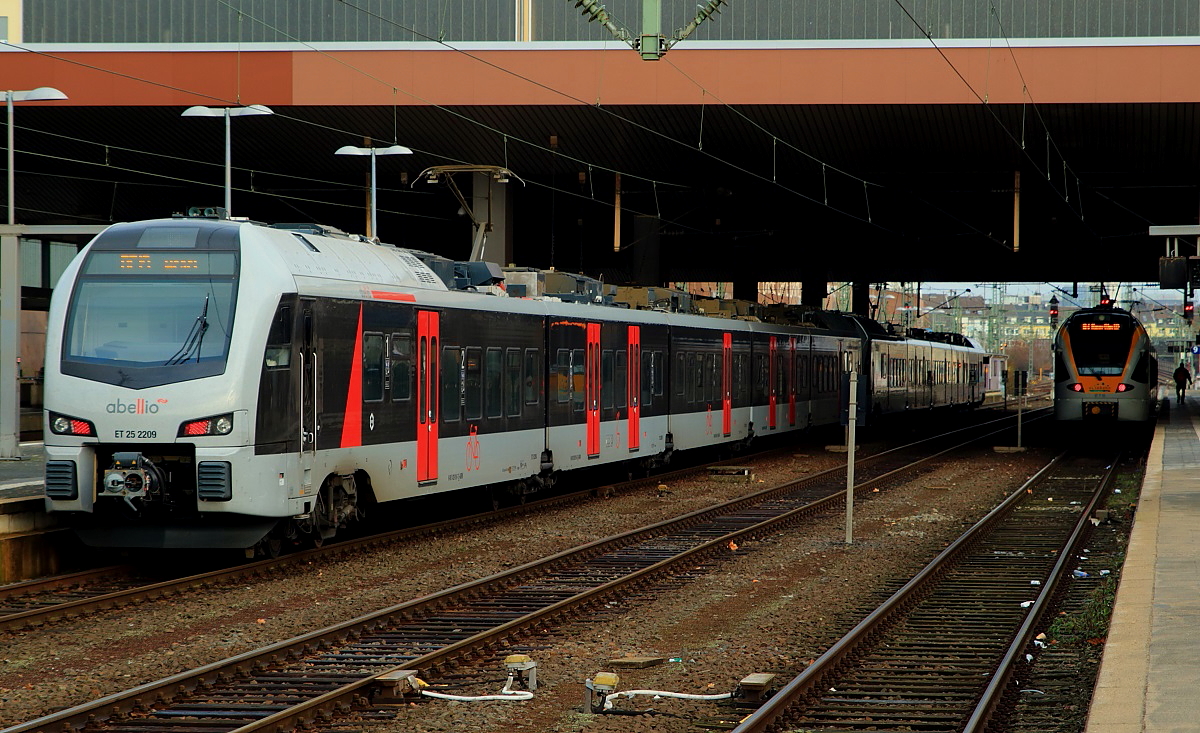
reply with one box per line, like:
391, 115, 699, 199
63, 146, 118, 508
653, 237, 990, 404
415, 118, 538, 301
107, 398, 160, 415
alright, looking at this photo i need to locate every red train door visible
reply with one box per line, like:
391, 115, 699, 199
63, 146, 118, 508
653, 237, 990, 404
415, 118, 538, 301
768, 336, 778, 430
722, 332, 732, 437
417, 310, 439, 484
788, 337, 797, 426
628, 325, 641, 452
587, 322, 601, 458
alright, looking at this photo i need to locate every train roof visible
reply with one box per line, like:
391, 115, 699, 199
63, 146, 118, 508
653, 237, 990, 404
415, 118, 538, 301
93, 213, 980, 349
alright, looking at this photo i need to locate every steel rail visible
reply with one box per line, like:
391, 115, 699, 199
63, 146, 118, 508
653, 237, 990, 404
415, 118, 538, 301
963, 453, 1121, 733
0, 408, 1044, 633
1, 412, 1042, 733
727, 449, 1118, 733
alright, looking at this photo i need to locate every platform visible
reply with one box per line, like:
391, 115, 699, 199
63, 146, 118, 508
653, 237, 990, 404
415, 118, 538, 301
0, 440, 45, 498
1085, 398, 1200, 733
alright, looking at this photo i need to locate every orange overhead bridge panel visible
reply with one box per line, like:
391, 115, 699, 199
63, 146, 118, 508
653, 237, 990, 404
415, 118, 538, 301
4, 43, 1200, 108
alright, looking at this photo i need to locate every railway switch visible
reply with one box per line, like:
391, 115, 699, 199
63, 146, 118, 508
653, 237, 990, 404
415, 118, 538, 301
504, 654, 538, 690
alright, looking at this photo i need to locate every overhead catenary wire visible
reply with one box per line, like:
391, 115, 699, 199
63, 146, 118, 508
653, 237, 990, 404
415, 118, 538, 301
0, 50, 707, 238
661, 56, 1012, 249
890, 0, 1090, 230
316, 0, 893, 232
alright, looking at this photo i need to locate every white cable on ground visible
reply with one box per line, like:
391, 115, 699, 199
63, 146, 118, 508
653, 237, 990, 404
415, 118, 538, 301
603, 689, 733, 710
407, 674, 534, 702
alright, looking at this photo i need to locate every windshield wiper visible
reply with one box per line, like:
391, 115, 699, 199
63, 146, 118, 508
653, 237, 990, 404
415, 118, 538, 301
164, 295, 210, 365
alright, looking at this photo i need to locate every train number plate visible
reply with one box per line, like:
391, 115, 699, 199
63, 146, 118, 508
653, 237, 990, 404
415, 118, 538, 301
114, 430, 158, 439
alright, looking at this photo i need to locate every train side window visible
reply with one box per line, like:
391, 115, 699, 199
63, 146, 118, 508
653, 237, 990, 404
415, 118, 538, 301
652, 351, 664, 396
615, 351, 627, 409
264, 305, 291, 369
464, 348, 483, 420
441, 347, 462, 422
391, 332, 412, 401
643, 350, 655, 407
602, 350, 615, 410
556, 349, 572, 403
363, 332, 385, 402
506, 348, 522, 417
523, 349, 539, 405
430, 338, 438, 423
571, 348, 585, 412
674, 352, 686, 397
485, 347, 503, 418
702, 353, 714, 402
736, 353, 748, 401
684, 353, 695, 402
693, 354, 704, 403
776, 354, 785, 397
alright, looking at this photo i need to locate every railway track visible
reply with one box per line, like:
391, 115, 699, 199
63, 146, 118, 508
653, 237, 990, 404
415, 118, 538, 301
1, 409, 1047, 733
722, 449, 1120, 733
0, 409, 1046, 634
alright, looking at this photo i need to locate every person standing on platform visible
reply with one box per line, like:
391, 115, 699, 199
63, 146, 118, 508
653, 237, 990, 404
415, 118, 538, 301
1174, 362, 1193, 404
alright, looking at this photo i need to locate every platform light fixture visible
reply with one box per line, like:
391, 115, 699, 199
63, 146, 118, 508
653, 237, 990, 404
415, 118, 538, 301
180, 104, 274, 217
2, 86, 68, 460
335, 144, 412, 240
7, 86, 67, 225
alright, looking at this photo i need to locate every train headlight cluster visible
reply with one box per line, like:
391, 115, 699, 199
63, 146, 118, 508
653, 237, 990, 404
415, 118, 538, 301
1070, 384, 1085, 392
179, 413, 235, 437
49, 413, 96, 437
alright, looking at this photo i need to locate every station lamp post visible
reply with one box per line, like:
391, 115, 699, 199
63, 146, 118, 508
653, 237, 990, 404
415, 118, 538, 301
7, 87, 68, 225
335, 144, 412, 240
3, 86, 68, 460
180, 105, 274, 217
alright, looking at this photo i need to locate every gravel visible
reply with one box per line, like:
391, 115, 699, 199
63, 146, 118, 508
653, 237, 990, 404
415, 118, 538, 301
0, 441, 1054, 731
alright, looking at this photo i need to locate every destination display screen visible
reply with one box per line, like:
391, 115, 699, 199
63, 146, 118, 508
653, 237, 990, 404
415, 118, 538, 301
1080, 323, 1122, 331
82, 251, 238, 276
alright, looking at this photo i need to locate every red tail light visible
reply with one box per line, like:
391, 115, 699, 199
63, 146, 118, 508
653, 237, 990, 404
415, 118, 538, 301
182, 420, 211, 436
1070, 383, 1084, 392
1116, 383, 1132, 392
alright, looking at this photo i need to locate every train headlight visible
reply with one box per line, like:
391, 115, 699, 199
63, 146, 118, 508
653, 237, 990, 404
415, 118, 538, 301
179, 413, 235, 437
49, 412, 96, 437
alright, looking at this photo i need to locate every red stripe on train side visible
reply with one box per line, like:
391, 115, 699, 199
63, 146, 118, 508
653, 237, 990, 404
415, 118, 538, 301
341, 304, 364, 448
370, 291, 416, 302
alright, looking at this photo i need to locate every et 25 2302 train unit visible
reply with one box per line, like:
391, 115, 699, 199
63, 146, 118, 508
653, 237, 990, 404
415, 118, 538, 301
42, 212, 994, 553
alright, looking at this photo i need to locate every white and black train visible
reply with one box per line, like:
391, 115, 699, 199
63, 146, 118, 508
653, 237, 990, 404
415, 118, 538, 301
43, 211, 993, 552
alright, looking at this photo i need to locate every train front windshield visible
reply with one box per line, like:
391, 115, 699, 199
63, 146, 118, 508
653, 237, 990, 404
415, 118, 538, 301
1065, 314, 1134, 376
60, 223, 241, 388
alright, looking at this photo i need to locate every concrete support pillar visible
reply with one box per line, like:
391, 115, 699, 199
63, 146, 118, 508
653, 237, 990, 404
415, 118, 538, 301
851, 281, 872, 317
732, 278, 758, 304
0, 232, 19, 459
630, 215, 660, 286
801, 276, 826, 308
471, 172, 514, 266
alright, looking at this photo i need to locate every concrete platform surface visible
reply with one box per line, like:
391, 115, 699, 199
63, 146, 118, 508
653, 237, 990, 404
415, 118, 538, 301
1086, 398, 1200, 733
0, 441, 45, 500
